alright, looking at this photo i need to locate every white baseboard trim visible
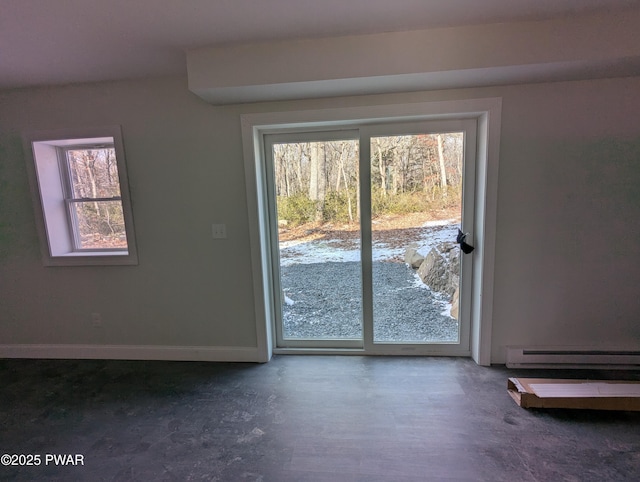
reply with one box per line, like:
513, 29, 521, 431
0, 344, 263, 363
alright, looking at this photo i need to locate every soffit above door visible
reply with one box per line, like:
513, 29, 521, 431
187, 9, 640, 105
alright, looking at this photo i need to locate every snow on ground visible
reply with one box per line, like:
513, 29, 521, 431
280, 219, 460, 326
279, 219, 459, 266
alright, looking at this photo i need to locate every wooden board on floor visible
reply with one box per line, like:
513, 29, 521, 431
508, 377, 640, 411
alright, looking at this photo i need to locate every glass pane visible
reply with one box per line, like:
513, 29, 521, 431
71, 200, 128, 250
371, 133, 464, 343
66, 147, 121, 199
274, 140, 362, 340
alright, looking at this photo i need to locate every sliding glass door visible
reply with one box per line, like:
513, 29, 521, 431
265, 119, 476, 354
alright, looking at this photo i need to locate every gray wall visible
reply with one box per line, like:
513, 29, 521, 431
1, 75, 639, 363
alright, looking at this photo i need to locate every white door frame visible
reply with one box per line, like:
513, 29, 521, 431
241, 98, 502, 365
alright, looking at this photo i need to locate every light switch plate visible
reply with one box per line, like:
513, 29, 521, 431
212, 223, 227, 239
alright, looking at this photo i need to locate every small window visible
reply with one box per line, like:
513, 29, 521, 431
23, 126, 138, 266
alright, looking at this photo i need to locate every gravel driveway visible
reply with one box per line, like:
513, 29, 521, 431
281, 260, 459, 342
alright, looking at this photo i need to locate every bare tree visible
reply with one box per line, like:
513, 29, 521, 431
436, 134, 448, 194
309, 142, 327, 221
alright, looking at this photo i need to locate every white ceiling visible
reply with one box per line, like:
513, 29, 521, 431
0, 0, 638, 89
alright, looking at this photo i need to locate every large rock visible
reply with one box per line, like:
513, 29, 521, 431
416, 242, 459, 297
404, 244, 425, 269
450, 287, 459, 319
447, 249, 460, 297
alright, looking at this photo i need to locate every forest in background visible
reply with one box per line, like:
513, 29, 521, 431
274, 133, 464, 226
65, 147, 127, 248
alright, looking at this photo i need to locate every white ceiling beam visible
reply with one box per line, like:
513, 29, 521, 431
187, 9, 640, 104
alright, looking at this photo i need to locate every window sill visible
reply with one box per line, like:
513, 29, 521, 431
59, 250, 128, 257
44, 251, 138, 267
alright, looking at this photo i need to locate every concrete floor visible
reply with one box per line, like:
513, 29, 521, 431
1, 356, 639, 481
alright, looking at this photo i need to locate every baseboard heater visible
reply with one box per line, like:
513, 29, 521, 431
506, 346, 640, 369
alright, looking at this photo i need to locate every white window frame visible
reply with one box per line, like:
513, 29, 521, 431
23, 126, 138, 266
